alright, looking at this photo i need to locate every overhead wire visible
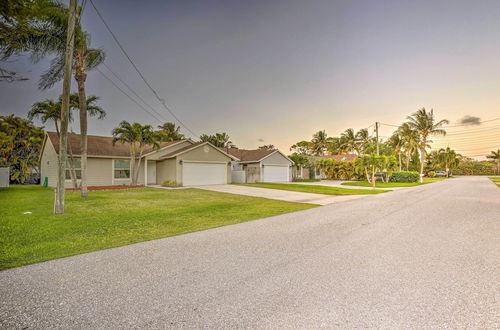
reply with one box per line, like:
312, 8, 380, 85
88, 0, 199, 138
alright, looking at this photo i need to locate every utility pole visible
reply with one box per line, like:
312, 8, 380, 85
375, 122, 379, 156
54, 0, 77, 214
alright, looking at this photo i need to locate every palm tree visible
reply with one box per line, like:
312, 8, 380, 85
112, 121, 159, 186
486, 149, 500, 175
28, 99, 68, 135
340, 128, 358, 154
157, 122, 184, 142
397, 123, 420, 170
311, 130, 328, 156
199, 132, 234, 148
406, 108, 449, 182
388, 132, 403, 171
437, 147, 461, 176
355, 128, 371, 154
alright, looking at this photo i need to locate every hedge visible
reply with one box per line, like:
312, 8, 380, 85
390, 171, 420, 183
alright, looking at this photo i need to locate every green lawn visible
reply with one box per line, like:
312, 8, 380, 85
340, 177, 448, 188
0, 186, 316, 270
237, 183, 389, 195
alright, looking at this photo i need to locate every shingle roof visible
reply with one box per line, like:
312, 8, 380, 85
220, 148, 276, 162
313, 154, 358, 161
46, 132, 180, 157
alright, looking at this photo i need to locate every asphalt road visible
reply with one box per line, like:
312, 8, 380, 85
1, 176, 499, 329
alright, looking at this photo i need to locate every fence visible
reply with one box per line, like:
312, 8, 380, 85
0, 167, 9, 188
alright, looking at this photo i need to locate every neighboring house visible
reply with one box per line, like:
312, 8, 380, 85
312, 154, 357, 179
40, 132, 238, 188
221, 148, 294, 183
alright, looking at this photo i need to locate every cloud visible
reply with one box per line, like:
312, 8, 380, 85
458, 115, 481, 126
257, 138, 264, 142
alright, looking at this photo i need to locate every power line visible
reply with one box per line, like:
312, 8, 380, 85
96, 67, 165, 123
88, 0, 199, 138
101, 62, 168, 123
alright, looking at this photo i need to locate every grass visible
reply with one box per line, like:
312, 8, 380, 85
237, 183, 389, 195
0, 186, 316, 270
340, 177, 448, 188
488, 177, 500, 187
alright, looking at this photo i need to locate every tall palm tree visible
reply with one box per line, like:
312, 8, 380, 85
311, 130, 328, 156
397, 123, 420, 170
199, 132, 234, 148
340, 128, 358, 154
157, 122, 184, 142
28, 99, 68, 135
355, 128, 371, 155
486, 149, 500, 174
326, 136, 340, 155
112, 121, 159, 185
388, 132, 403, 171
406, 108, 449, 182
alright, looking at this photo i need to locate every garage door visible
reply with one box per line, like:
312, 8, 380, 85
263, 165, 289, 182
182, 162, 227, 186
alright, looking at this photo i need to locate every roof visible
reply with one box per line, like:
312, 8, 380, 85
46, 132, 181, 157
220, 148, 276, 162
313, 154, 358, 161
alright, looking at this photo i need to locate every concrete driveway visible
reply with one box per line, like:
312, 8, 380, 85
1, 176, 499, 329
194, 184, 369, 205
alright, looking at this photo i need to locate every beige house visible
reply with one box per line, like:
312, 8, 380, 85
221, 148, 294, 183
40, 132, 238, 188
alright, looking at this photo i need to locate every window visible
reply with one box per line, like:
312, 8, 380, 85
114, 159, 130, 179
66, 158, 81, 180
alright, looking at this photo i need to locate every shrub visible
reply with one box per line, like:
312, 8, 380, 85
293, 178, 320, 182
162, 180, 178, 187
428, 171, 436, 178
390, 171, 420, 183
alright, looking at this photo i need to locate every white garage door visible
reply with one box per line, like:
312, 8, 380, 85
182, 162, 227, 186
263, 165, 289, 182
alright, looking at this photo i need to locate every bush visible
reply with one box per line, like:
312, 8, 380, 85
390, 171, 420, 183
428, 171, 436, 178
293, 178, 320, 182
162, 180, 178, 187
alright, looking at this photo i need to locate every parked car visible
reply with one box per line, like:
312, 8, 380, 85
435, 170, 448, 177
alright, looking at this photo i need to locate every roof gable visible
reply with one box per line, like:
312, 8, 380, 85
160, 142, 239, 160
221, 148, 276, 162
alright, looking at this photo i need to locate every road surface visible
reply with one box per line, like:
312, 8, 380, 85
1, 176, 499, 328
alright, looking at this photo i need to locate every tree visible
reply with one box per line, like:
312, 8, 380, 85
0, 0, 64, 81
112, 121, 159, 186
157, 122, 184, 142
290, 140, 312, 155
258, 144, 275, 150
311, 130, 328, 156
388, 132, 403, 171
326, 136, 341, 155
436, 147, 460, 176
406, 108, 448, 182
28, 94, 105, 188
340, 128, 359, 154
0, 115, 44, 183
486, 149, 500, 175
397, 123, 420, 171
199, 132, 234, 148
355, 128, 372, 154
354, 154, 383, 187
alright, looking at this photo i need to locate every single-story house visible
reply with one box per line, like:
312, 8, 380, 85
221, 148, 294, 183
40, 132, 238, 188
312, 154, 357, 179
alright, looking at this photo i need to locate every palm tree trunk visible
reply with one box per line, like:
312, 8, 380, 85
134, 147, 144, 185
130, 143, 137, 185
75, 51, 89, 197
371, 165, 376, 188
398, 152, 402, 172
67, 133, 78, 189
419, 146, 425, 183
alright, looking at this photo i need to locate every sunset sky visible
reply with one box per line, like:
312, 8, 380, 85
1, 0, 499, 158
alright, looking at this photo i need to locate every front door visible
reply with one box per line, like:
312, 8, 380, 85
147, 161, 157, 184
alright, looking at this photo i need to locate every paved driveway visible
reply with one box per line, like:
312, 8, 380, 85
1, 176, 499, 329
194, 184, 369, 205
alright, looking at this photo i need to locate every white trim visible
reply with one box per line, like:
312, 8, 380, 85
141, 139, 195, 157
259, 150, 294, 164
181, 160, 229, 164
160, 142, 240, 161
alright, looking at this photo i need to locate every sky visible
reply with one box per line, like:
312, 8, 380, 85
1, 0, 499, 159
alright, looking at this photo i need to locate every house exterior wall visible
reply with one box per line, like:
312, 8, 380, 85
261, 152, 292, 166
87, 158, 113, 186
40, 137, 59, 187
175, 145, 232, 185
156, 159, 177, 184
